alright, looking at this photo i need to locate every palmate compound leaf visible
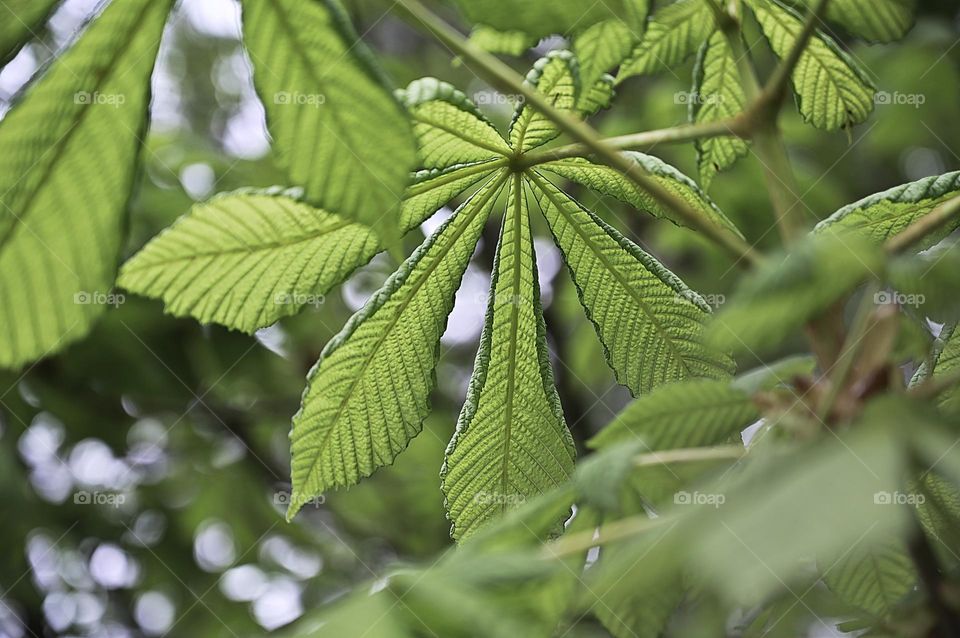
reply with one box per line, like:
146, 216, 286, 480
747, 0, 876, 132
589, 380, 759, 450
815, 171, 960, 248
239, 0, 416, 231
118, 161, 499, 333
572, 17, 643, 111
287, 171, 509, 519
0, 0, 174, 370
529, 173, 735, 395
442, 175, 576, 541
1, 0, 60, 64
538, 153, 743, 237
692, 31, 750, 189
617, 0, 716, 82
800, 0, 917, 44
397, 78, 511, 170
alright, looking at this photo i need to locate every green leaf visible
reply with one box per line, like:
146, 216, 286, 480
398, 78, 511, 169
119, 163, 497, 333
584, 525, 685, 638
467, 25, 537, 56
240, 0, 416, 229
510, 51, 579, 153
823, 541, 917, 619
617, 0, 715, 82
589, 380, 759, 450
442, 176, 575, 541
815, 171, 960, 248
451, 0, 647, 41
748, 0, 876, 132
539, 153, 744, 237
692, 401, 913, 603
572, 19, 640, 111
801, 0, 916, 43
733, 355, 817, 394
912, 324, 960, 416
707, 232, 884, 355
530, 174, 734, 395
0, 0, 173, 369
0, 0, 59, 64
288, 172, 508, 519
691, 31, 750, 189
118, 189, 380, 334
887, 242, 960, 323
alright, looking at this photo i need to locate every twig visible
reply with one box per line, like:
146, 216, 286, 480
391, 0, 764, 267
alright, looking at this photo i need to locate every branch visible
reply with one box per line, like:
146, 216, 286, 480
885, 194, 960, 254
542, 514, 669, 559
391, 0, 764, 267
518, 116, 752, 168
633, 445, 744, 468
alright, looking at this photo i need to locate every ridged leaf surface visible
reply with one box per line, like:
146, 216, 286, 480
240, 0, 416, 228
288, 173, 508, 518
749, 0, 875, 131
617, 0, 715, 81
442, 176, 575, 540
0, 0, 173, 369
531, 174, 734, 395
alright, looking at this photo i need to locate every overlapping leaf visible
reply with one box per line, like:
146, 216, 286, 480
398, 78, 511, 169
531, 174, 734, 395
451, 0, 648, 41
287, 173, 508, 518
1, 0, 59, 64
442, 177, 575, 540
815, 171, 960, 247
691, 32, 749, 188
510, 52, 580, 153
0, 0, 173, 369
748, 0, 876, 131
802, 0, 916, 43
240, 0, 416, 230
590, 380, 759, 450
617, 0, 715, 81
708, 232, 885, 355
539, 153, 743, 237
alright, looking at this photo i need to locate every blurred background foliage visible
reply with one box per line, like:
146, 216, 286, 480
0, 0, 957, 636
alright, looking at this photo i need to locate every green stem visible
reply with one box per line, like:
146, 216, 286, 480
518, 117, 752, 168
391, 0, 764, 267
816, 280, 881, 422
633, 445, 745, 468
542, 514, 669, 559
